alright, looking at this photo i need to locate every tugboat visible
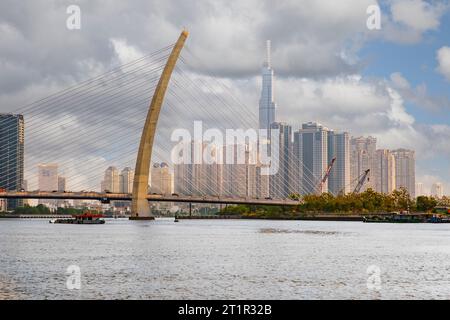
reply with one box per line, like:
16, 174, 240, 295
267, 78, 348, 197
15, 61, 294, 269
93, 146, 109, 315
50, 212, 105, 224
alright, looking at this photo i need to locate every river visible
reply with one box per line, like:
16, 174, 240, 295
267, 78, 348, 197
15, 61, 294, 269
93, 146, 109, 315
0, 218, 449, 299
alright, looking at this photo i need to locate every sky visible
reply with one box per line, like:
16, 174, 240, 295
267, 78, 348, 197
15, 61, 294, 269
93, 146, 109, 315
0, 0, 450, 194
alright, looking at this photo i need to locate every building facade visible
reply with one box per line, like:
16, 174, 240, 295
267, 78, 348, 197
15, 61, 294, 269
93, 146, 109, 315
269, 122, 293, 198
119, 167, 134, 193
38, 163, 58, 191
328, 131, 351, 195
150, 163, 173, 195
101, 166, 120, 193
415, 182, 424, 197
374, 149, 396, 194
392, 149, 416, 198
295, 122, 329, 195
350, 136, 377, 192
0, 114, 24, 210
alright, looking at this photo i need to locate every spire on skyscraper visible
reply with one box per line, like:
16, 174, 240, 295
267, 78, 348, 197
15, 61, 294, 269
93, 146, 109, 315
259, 39, 277, 130
265, 40, 271, 68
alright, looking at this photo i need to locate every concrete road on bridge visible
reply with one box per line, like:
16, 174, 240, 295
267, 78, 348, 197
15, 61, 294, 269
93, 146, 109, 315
0, 191, 300, 206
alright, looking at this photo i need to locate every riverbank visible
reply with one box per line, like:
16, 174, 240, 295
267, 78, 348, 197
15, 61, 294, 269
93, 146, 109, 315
178, 214, 366, 221
177, 212, 434, 222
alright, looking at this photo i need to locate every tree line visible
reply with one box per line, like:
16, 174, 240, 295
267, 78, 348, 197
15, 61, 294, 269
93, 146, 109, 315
220, 188, 448, 218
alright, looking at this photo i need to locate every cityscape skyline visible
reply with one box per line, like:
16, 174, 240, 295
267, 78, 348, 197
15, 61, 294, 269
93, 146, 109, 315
1, 39, 445, 200
1, 1, 450, 198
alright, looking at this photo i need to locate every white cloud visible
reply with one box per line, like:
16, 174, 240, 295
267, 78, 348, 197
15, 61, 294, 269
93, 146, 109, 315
110, 39, 145, 65
389, 72, 450, 111
381, 0, 449, 44
391, 0, 444, 31
436, 46, 450, 81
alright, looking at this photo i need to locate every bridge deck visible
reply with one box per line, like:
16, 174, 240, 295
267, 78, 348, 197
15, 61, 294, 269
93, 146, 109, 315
0, 191, 299, 206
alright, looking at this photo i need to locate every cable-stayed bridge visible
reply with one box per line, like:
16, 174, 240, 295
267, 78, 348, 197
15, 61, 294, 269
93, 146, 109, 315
0, 30, 325, 219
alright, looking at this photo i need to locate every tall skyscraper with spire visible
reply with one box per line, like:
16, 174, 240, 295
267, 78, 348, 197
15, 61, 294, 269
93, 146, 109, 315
259, 40, 277, 130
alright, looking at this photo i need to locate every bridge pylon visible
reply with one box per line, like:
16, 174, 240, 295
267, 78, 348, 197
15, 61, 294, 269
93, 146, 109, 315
130, 30, 189, 220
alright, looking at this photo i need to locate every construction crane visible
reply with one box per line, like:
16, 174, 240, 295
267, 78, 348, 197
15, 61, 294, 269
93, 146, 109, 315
316, 157, 336, 194
353, 169, 370, 193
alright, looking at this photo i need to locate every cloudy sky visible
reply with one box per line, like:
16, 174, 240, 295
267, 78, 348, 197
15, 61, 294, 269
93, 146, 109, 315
1, 0, 450, 194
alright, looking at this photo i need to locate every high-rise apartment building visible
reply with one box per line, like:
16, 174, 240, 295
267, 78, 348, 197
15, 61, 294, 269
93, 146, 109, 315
119, 167, 134, 193
350, 136, 377, 192
295, 122, 329, 195
174, 141, 223, 196
374, 149, 396, 194
150, 163, 173, 195
269, 122, 293, 198
38, 163, 59, 206
222, 144, 257, 198
328, 131, 351, 195
38, 164, 58, 191
259, 40, 277, 130
101, 166, 120, 193
0, 114, 24, 210
392, 149, 415, 198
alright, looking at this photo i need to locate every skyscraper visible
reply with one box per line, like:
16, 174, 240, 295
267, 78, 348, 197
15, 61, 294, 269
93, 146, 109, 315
150, 162, 173, 195
392, 149, 416, 198
374, 149, 396, 194
222, 144, 255, 198
328, 131, 351, 195
119, 167, 134, 193
350, 136, 377, 191
101, 166, 120, 193
259, 40, 277, 130
0, 114, 24, 210
269, 122, 293, 198
295, 122, 329, 194
38, 163, 58, 191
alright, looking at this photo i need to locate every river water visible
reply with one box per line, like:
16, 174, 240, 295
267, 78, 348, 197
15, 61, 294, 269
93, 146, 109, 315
0, 218, 449, 299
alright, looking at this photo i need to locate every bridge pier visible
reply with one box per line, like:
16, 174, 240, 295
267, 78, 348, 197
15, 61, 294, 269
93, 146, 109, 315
129, 198, 154, 220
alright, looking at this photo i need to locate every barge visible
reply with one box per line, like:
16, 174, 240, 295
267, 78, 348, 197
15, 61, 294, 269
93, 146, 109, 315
50, 212, 105, 224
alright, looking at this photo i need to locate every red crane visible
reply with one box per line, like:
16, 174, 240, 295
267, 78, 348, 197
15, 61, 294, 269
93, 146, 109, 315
317, 157, 336, 194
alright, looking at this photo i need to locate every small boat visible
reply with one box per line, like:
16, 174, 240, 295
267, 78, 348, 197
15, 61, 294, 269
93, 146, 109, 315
51, 212, 105, 224
363, 212, 425, 223
427, 215, 450, 223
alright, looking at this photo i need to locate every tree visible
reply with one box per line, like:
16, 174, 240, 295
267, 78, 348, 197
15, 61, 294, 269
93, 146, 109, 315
416, 196, 437, 212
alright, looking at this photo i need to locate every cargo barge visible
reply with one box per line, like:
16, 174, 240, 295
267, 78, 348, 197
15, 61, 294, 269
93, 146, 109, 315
50, 213, 105, 224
